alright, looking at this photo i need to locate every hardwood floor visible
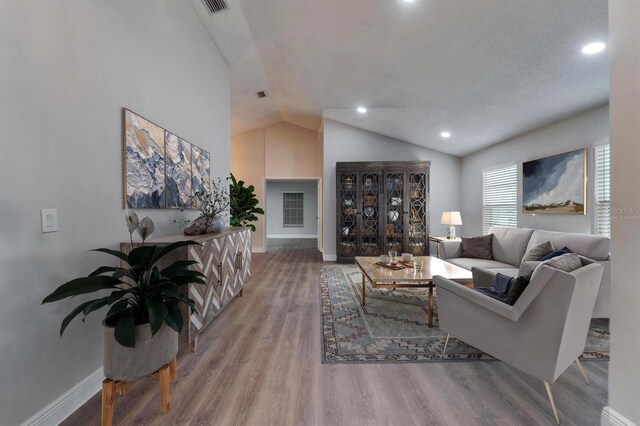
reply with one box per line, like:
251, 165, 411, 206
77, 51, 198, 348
64, 238, 608, 425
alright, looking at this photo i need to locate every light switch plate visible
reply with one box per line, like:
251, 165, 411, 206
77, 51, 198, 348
41, 208, 58, 233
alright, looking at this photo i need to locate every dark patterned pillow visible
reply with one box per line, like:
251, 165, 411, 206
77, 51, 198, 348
460, 234, 493, 260
507, 275, 530, 305
541, 246, 573, 261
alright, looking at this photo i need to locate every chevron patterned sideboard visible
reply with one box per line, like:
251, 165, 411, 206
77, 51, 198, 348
122, 227, 252, 351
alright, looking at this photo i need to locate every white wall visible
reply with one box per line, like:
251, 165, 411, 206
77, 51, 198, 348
266, 181, 318, 238
460, 105, 609, 236
323, 119, 462, 260
607, 1, 640, 424
0, 1, 230, 424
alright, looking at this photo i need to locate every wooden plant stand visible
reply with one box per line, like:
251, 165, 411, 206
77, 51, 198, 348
101, 358, 177, 426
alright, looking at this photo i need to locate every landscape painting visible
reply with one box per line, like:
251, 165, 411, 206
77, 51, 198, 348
165, 131, 192, 208
191, 145, 210, 194
124, 109, 165, 208
522, 148, 586, 214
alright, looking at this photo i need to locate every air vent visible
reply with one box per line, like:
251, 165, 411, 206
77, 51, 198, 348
257, 91, 267, 98
202, 0, 229, 14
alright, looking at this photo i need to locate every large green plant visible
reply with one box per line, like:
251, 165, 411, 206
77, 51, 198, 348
41, 212, 206, 347
229, 173, 264, 232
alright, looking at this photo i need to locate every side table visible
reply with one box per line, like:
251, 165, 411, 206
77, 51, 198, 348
428, 236, 461, 258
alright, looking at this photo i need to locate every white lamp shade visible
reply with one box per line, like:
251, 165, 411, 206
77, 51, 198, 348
441, 211, 462, 226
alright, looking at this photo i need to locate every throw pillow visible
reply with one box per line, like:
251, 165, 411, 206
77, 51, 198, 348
518, 261, 542, 280
543, 253, 583, 272
540, 246, 573, 261
460, 234, 493, 260
507, 275, 531, 305
522, 241, 554, 262
474, 272, 514, 304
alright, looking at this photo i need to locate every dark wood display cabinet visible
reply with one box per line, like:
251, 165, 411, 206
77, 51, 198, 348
336, 161, 430, 262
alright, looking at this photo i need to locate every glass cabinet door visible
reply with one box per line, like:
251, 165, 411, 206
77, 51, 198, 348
408, 172, 429, 255
337, 172, 358, 257
358, 172, 381, 255
383, 172, 405, 254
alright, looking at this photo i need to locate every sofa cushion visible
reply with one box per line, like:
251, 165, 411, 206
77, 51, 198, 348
489, 227, 535, 266
460, 234, 493, 259
522, 241, 554, 262
447, 258, 516, 271
486, 267, 520, 277
527, 229, 610, 261
518, 261, 542, 280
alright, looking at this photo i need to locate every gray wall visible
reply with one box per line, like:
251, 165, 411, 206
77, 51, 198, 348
460, 105, 609, 236
266, 181, 318, 237
323, 119, 462, 260
609, 1, 640, 423
0, 1, 230, 424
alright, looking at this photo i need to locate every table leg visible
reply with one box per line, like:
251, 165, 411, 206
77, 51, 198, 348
428, 285, 434, 327
362, 273, 366, 305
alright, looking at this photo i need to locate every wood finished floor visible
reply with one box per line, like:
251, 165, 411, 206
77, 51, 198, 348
64, 239, 608, 426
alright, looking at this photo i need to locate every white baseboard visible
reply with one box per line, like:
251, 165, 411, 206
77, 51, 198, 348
602, 406, 638, 426
267, 234, 318, 239
252, 247, 266, 253
22, 367, 103, 426
323, 254, 337, 262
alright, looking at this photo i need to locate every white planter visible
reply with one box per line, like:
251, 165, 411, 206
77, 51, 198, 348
102, 322, 178, 381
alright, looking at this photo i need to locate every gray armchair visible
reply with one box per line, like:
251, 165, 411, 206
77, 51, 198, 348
434, 258, 603, 424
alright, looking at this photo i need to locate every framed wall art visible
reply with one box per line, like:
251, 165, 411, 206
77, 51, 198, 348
522, 148, 586, 215
123, 108, 210, 209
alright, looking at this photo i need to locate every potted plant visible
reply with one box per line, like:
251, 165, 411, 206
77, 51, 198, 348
229, 173, 264, 232
41, 211, 206, 381
182, 177, 230, 235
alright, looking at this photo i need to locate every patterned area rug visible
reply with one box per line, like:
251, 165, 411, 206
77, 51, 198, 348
321, 264, 610, 364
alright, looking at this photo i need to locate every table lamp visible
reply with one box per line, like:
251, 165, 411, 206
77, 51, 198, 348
441, 211, 462, 239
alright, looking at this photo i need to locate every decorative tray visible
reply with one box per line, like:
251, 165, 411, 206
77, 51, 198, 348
375, 262, 406, 270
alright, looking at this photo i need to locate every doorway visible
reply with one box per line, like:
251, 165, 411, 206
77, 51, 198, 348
264, 179, 320, 252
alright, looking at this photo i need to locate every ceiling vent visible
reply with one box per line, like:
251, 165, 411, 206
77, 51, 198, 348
201, 0, 229, 15
257, 91, 267, 98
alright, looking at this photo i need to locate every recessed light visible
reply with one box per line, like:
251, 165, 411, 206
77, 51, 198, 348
357, 106, 367, 114
581, 42, 606, 55
403, 0, 416, 3
440, 131, 451, 139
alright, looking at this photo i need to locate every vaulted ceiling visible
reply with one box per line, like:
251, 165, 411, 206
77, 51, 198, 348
191, 0, 608, 156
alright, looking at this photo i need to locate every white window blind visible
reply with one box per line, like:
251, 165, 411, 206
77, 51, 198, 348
483, 164, 517, 234
283, 192, 304, 227
594, 144, 611, 237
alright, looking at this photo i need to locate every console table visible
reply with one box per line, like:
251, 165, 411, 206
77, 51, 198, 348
122, 227, 252, 351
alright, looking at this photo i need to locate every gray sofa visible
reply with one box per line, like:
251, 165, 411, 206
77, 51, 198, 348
437, 226, 611, 318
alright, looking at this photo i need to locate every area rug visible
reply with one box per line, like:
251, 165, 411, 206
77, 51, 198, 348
321, 264, 610, 364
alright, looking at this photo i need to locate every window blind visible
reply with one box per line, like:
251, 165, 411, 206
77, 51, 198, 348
594, 144, 611, 237
483, 164, 517, 234
283, 192, 304, 227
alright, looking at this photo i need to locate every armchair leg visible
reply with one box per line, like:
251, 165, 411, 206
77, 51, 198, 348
575, 358, 589, 385
544, 381, 560, 424
442, 334, 450, 357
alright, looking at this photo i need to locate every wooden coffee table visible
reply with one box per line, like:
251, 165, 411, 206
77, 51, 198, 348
354, 256, 473, 327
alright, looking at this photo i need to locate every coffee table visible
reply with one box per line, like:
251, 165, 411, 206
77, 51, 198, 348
354, 256, 473, 327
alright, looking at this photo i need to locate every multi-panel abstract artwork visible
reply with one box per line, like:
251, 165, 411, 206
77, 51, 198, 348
124, 108, 210, 209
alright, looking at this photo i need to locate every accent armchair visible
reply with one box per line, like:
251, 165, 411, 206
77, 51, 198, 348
434, 258, 603, 424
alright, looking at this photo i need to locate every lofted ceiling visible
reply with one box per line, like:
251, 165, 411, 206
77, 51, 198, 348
191, 0, 608, 157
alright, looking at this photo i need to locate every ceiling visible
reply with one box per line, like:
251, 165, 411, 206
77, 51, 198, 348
191, 0, 608, 157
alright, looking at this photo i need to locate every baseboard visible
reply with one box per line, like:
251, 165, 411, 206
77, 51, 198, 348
22, 367, 103, 426
602, 406, 638, 426
267, 234, 318, 239
323, 254, 337, 262
252, 247, 266, 253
